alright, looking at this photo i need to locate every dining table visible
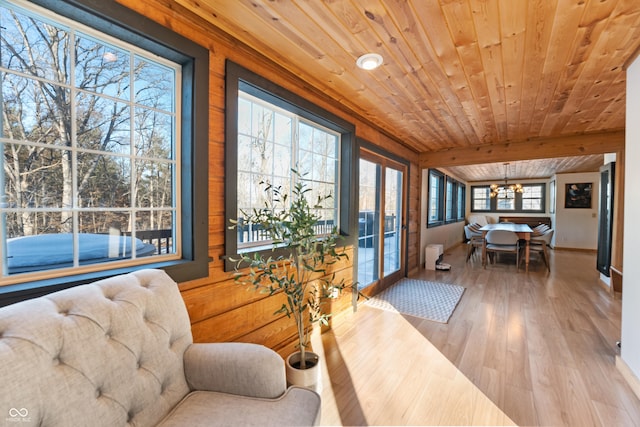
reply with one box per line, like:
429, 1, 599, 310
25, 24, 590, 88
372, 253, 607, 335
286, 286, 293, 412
479, 223, 534, 272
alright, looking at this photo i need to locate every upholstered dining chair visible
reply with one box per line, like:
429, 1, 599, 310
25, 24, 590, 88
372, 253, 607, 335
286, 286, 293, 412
532, 223, 551, 236
484, 229, 521, 270
523, 228, 554, 271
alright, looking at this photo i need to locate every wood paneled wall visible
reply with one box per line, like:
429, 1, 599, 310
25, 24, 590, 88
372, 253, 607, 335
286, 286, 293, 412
116, 0, 421, 357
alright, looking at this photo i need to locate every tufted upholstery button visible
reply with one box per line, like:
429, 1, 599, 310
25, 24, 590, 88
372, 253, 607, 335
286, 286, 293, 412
127, 411, 134, 422
95, 388, 102, 398
52, 356, 60, 366
59, 310, 69, 316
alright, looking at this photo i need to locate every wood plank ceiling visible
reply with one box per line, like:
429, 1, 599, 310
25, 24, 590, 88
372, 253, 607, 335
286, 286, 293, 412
175, 0, 640, 181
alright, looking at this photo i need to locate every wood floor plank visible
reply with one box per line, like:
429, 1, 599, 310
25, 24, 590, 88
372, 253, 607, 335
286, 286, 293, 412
502, 383, 539, 426
315, 245, 640, 426
592, 399, 637, 427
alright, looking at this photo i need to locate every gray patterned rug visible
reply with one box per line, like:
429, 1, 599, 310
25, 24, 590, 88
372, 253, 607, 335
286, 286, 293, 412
365, 278, 465, 323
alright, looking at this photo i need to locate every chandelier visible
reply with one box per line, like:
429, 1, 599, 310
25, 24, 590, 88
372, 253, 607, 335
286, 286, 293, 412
490, 163, 523, 198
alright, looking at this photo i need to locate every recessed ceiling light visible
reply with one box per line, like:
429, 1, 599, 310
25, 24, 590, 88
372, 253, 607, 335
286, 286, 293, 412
356, 53, 383, 70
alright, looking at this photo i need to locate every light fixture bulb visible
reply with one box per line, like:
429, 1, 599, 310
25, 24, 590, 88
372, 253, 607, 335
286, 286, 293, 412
489, 163, 523, 199
356, 53, 383, 70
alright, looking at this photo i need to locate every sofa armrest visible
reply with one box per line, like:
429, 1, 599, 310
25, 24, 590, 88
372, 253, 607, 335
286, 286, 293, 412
184, 342, 287, 399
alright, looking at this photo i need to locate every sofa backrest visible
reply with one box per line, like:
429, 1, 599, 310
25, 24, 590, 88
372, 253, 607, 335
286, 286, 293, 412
0, 269, 193, 426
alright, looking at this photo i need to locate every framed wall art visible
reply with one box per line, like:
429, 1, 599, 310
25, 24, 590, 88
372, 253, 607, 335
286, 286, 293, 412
565, 182, 592, 209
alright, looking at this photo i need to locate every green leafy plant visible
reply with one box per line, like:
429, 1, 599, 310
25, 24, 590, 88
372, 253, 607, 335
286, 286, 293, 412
230, 169, 352, 369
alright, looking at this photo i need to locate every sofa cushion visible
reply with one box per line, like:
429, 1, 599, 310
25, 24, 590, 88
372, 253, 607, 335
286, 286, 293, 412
157, 388, 321, 427
0, 269, 192, 426
184, 343, 287, 398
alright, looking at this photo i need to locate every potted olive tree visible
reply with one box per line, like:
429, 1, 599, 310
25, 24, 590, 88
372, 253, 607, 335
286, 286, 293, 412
230, 169, 351, 389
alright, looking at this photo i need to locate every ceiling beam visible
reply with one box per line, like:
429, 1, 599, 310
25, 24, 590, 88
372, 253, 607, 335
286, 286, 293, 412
419, 131, 625, 168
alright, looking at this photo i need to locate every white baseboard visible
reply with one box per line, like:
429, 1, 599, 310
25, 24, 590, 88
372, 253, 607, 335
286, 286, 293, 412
616, 355, 640, 400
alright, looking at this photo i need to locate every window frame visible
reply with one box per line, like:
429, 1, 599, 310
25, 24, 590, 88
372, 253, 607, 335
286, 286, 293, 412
520, 184, 546, 212
235, 90, 341, 252
427, 169, 444, 227
456, 184, 466, 221
0, 0, 209, 305
471, 186, 492, 212
470, 183, 546, 213
445, 177, 455, 223
427, 169, 465, 228
445, 175, 465, 224
224, 60, 356, 272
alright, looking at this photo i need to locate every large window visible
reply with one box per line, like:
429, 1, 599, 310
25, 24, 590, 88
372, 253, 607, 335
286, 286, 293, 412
445, 178, 455, 221
472, 186, 491, 211
470, 183, 546, 213
224, 61, 355, 270
428, 169, 465, 227
0, 0, 208, 297
427, 169, 444, 226
456, 184, 466, 221
236, 92, 339, 250
521, 185, 544, 210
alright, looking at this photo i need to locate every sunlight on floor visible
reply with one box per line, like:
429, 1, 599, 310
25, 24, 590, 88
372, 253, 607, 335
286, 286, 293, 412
313, 309, 517, 426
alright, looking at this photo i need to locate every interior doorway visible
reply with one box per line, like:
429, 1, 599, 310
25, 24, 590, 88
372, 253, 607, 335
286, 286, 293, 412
357, 149, 407, 296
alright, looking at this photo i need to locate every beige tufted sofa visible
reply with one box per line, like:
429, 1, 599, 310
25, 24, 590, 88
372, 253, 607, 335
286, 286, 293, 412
0, 269, 321, 426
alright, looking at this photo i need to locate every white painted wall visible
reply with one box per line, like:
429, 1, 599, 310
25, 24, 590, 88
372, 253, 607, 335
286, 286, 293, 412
621, 56, 640, 381
553, 172, 600, 250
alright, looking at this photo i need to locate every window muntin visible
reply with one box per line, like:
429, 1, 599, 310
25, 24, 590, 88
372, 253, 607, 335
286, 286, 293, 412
236, 91, 340, 251
0, 0, 182, 282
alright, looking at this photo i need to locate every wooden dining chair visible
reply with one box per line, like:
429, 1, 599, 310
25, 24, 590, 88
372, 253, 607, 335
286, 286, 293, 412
522, 229, 554, 271
484, 229, 521, 270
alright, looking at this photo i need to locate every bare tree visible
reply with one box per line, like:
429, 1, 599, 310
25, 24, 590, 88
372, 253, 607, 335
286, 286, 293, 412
1, 6, 174, 239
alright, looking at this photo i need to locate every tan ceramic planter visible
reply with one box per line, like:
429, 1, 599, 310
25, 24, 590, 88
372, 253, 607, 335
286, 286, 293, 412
285, 351, 321, 392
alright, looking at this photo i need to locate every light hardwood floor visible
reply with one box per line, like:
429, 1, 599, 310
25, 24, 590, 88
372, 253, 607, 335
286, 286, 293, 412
313, 244, 640, 426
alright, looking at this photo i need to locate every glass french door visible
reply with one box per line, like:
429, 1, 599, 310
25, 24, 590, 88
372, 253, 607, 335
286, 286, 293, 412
358, 150, 406, 294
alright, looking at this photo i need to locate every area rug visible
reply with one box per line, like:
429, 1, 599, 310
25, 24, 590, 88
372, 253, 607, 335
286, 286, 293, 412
365, 278, 465, 323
